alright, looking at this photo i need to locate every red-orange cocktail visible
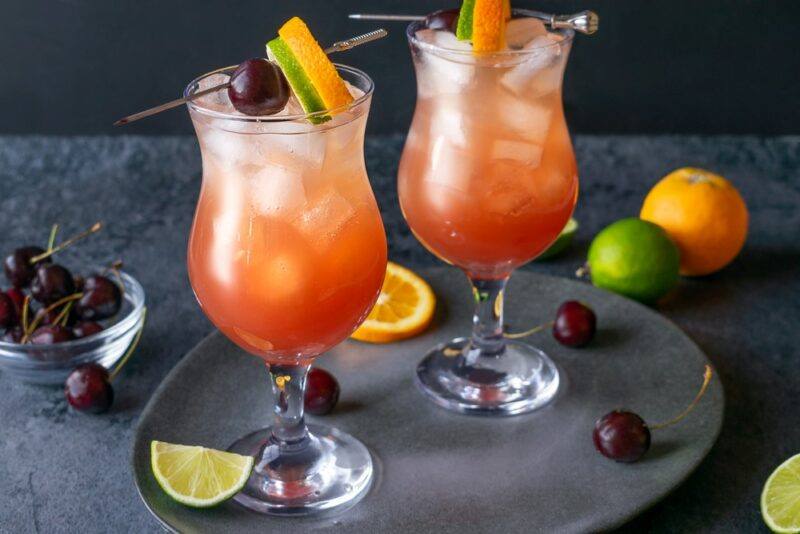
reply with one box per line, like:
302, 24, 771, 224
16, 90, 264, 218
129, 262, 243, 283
400, 15, 577, 415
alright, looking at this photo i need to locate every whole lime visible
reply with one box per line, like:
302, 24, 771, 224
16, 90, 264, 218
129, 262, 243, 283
587, 218, 680, 303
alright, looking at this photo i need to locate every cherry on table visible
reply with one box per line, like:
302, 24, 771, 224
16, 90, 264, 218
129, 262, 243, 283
75, 275, 122, 320
65, 363, 114, 414
228, 58, 291, 116
73, 321, 104, 339
31, 264, 75, 304
305, 368, 340, 415
0, 292, 16, 329
426, 8, 460, 31
3, 246, 51, 287
29, 324, 75, 345
553, 300, 596, 347
593, 410, 651, 462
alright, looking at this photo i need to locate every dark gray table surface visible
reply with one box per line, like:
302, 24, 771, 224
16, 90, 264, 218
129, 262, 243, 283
0, 134, 797, 533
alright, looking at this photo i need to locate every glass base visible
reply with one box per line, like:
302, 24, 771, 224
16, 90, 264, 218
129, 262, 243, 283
228, 423, 373, 516
415, 337, 560, 416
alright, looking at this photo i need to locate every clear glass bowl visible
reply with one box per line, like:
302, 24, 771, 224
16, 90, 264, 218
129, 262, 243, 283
0, 270, 145, 385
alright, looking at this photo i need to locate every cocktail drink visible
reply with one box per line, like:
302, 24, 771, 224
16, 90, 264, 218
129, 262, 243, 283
186, 60, 386, 512
398, 11, 577, 414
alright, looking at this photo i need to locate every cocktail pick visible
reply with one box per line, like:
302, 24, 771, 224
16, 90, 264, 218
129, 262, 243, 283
349, 10, 599, 35
114, 28, 388, 126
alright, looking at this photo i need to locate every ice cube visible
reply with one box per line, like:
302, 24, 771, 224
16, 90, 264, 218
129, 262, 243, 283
491, 139, 544, 166
500, 35, 563, 95
250, 163, 306, 214
480, 163, 537, 216
496, 93, 553, 143
194, 73, 233, 112
295, 189, 357, 249
415, 29, 475, 97
505, 18, 548, 49
428, 102, 468, 147
199, 126, 262, 169
209, 177, 245, 286
424, 137, 476, 194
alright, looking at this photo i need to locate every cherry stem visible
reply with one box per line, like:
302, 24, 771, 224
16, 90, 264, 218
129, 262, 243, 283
46, 224, 59, 253
21, 295, 31, 334
575, 264, 590, 278
54, 301, 74, 327
21, 292, 84, 341
103, 260, 126, 297
29, 222, 102, 264
108, 307, 147, 382
504, 320, 554, 339
649, 365, 713, 430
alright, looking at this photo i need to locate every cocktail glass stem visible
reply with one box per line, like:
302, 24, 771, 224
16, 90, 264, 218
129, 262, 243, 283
467, 277, 509, 361
268, 363, 310, 445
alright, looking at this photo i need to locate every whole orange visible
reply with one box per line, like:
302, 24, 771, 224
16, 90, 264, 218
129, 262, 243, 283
640, 167, 748, 276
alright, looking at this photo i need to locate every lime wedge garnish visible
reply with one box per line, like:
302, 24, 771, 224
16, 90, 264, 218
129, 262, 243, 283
456, 0, 477, 41
762, 453, 800, 533
537, 218, 578, 261
150, 440, 254, 508
267, 37, 328, 122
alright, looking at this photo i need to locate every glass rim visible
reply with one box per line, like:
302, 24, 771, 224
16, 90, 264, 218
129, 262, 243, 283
183, 63, 374, 123
406, 14, 574, 58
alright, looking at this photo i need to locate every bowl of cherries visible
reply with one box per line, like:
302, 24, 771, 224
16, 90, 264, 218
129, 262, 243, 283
0, 226, 145, 385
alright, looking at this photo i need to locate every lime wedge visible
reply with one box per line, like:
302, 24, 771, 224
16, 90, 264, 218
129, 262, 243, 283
150, 440, 254, 508
456, 0, 476, 41
537, 218, 578, 261
266, 37, 328, 123
762, 453, 800, 533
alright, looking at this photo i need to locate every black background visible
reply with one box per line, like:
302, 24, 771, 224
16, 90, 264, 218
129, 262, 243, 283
1, 0, 797, 135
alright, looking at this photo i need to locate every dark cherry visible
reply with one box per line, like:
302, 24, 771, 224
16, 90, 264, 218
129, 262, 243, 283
29, 324, 75, 345
65, 363, 114, 413
73, 321, 104, 339
6, 287, 25, 316
426, 8, 460, 31
75, 275, 122, 320
31, 264, 75, 304
74, 275, 85, 292
228, 58, 291, 116
0, 292, 15, 328
304, 368, 340, 415
2, 326, 23, 343
553, 300, 597, 347
3, 246, 51, 287
593, 410, 651, 463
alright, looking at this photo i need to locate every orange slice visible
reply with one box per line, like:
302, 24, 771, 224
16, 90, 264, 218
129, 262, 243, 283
456, 0, 509, 53
274, 17, 353, 112
351, 262, 435, 343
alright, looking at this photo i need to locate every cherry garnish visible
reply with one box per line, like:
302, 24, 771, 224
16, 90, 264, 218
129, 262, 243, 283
31, 264, 75, 304
426, 8, 460, 31
305, 368, 340, 415
30, 324, 75, 345
228, 58, 291, 116
65, 363, 113, 414
73, 321, 104, 339
3, 246, 51, 287
0, 292, 16, 329
593, 410, 651, 463
75, 275, 121, 320
2, 326, 23, 343
552, 301, 596, 347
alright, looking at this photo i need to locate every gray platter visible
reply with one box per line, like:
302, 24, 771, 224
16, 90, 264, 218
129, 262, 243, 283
132, 268, 724, 533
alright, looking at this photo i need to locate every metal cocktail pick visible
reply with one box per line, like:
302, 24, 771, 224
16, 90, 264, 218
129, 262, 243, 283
114, 28, 388, 126
349, 10, 599, 35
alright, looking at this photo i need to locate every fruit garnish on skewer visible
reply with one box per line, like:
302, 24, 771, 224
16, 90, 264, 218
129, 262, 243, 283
114, 26, 387, 126
456, 0, 511, 52
267, 17, 355, 123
